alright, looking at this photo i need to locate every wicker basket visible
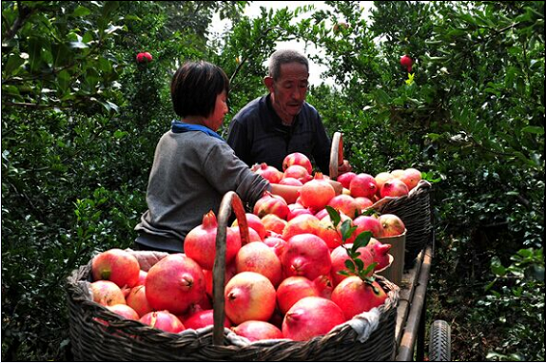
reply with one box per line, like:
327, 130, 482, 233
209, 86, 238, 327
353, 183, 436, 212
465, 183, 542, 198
66, 192, 400, 361
370, 180, 432, 266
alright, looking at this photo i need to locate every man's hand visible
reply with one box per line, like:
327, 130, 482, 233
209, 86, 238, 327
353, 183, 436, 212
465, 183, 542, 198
338, 159, 352, 174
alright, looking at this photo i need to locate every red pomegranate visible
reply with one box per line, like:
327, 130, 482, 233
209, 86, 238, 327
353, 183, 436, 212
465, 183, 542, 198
337, 171, 357, 189
398, 168, 422, 191
400, 54, 413, 72
349, 173, 378, 199
183, 309, 231, 330
299, 173, 335, 211
91, 248, 140, 288
281, 214, 320, 241
253, 192, 289, 219
139, 311, 185, 333
374, 172, 395, 191
330, 244, 375, 286
106, 304, 139, 321
235, 242, 282, 287
145, 254, 205, 315
281, 234, 331, 281
282, 297, 346, 341
224, 272, 277, 325
185, 210, 241, 270
232, 320, 284, 341
276, 276, 319, 314
331, 276, 388, 320
203, 263, 236, 297
261, 214, 287, 235
352, 215, 383, 238
232, 213, 267, 241
366, 239, 392, 270
252, 163, 283, 183
379, 178, 409, 198
263, 236, 288, 259
283, 164, 312, 183
282, 152, 313, 175
378, 213, 406, 237
278, 177, 303, 186
136, 52, 153, 63
125, 285, 153, 318
327, 194, 359, 219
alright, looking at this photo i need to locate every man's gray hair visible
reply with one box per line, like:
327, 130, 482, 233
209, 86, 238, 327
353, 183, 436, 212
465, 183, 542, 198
268, 49, 309, 80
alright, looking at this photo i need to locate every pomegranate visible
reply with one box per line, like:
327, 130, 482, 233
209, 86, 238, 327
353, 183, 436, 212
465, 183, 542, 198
139, 311, 185, 333
330, 244, 375, 286
261, 214, 287, 235
349, 173, 378, 199
352, 215, 383, 238
282, 152, 313, 175
125, 285, 153, 317
316, 213, 352, 249
378, 213, 406, 237
374, 172, 394, 191
235, 242, 282, 287
379, 178, 409, 198
263, 236, 288, 259
145, 254, 205, 315
224, 272, 277, 325
203, 263, 236, 297
287, 205, 313, 221
282, 297, 346, 341
366, 239, 392, 270
299, 173, 335, 211
331, 276, 388, 320
336, 171, 357, 189
398, 168, 422, 191
400, 55, 413, 72
313, 274, 334, 299
252, 163, 283, 184
231, 226, 262, 244
276, 276, 319, 314
354, 197, 374, 211
281, 214, 320, 241
136, 52, 153, 63
185, 210, 241, 270
281, 234, 331, 281
232, 320, 284, 341
283, 164, 312, 183
183, 309, 231, 330
90, 280, 126, 306
137, 270, 147, 286
253, 192, 289, 219
278, 177, 303, 186
232, 213, 266, 241
106, 304, 139, 321
91, 248, 140, 288
327, 194, 359, 219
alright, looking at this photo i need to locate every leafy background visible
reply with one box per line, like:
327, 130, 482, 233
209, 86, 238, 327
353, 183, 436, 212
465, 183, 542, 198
2, 1, 544, 361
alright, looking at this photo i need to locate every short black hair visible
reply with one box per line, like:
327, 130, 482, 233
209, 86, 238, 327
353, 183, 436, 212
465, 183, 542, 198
171, 61, 229, 118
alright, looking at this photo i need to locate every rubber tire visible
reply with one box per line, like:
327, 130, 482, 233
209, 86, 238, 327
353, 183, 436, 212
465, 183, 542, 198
429, 320, 451, 361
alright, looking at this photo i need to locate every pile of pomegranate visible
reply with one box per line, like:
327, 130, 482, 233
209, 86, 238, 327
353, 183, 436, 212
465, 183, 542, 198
90, 153, 416, 342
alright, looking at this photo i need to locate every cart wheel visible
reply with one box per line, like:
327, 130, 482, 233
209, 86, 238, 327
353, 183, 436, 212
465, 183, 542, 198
429, 320, 451, 361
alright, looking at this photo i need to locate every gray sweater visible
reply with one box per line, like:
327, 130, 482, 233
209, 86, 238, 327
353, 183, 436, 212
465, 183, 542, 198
135, 130, 270, 251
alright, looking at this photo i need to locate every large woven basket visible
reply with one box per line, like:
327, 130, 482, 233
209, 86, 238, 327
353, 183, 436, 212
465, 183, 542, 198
66, 192, 400, 361
371, 180, 432, 265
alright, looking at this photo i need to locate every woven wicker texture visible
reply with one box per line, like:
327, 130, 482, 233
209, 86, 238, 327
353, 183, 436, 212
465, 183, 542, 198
66, 252, 400, 361
371, 180, 432, 265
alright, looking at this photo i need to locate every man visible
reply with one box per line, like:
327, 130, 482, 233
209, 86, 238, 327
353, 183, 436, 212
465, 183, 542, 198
227, 49, 351, 176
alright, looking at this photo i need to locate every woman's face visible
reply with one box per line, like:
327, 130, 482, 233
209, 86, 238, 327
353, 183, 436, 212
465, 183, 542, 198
206, 90, 229, 132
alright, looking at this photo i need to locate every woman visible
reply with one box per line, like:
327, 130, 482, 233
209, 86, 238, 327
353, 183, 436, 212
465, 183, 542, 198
134, 61, 305, 253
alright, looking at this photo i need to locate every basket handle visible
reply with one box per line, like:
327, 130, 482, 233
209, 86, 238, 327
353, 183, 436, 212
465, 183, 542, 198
213, 191, 250, 345
329, 132, 344, 180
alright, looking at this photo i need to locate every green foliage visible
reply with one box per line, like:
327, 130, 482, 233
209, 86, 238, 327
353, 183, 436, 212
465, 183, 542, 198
1, 1, 544, 361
